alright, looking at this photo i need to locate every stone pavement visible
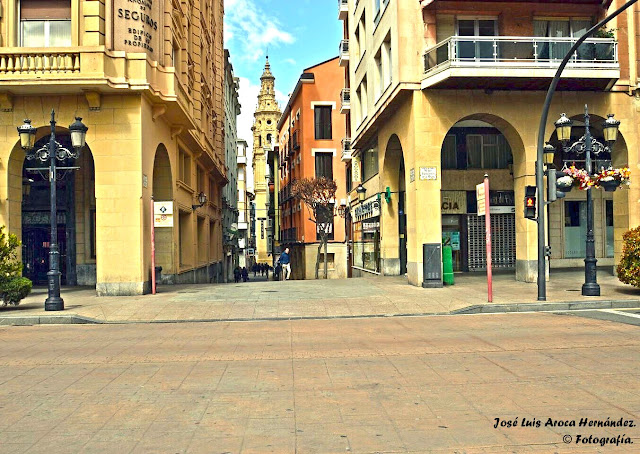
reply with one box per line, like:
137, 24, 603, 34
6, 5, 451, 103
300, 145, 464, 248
0, 312, 638, 453
1, 270, 640, 324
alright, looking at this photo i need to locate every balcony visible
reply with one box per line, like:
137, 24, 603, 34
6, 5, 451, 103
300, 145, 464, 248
340, 88, 350, 113
292, 129, 300, 150
339, 40, 349, 67
422, 36, 619, 91
338, 0, 348, 20
341, 138, 352, 161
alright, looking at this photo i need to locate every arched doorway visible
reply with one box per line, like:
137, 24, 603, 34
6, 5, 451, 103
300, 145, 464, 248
440, 116, 518, 273
13, 130, 96, 286
152, 144, 175, 282
381, 134, 406, 276
546, 113, 629, 269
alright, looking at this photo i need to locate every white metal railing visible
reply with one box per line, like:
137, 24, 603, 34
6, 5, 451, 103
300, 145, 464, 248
340, 88, 350, 109
0, 50, 80, 74
423, 36, 618, 74
339, 39, 349, 58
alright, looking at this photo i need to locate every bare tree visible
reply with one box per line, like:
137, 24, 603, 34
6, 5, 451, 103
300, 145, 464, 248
291, 177, 337, 279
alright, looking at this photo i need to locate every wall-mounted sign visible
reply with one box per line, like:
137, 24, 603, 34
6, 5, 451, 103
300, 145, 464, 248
351, 155, 361, 182
409, 168, 415, 183
354, 195, 380, 221
113, 0, 161, 61
420, 166, 437, 180
441, 191, 466, 214
154, 201, 173, 227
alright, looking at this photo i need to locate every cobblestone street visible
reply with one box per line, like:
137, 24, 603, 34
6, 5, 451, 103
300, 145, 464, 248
1, 310, 639, 453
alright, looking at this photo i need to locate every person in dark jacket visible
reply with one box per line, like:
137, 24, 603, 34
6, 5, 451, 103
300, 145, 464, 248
241, 267, 249, 282
233, 267, 240, 283
279, 247, 291, 280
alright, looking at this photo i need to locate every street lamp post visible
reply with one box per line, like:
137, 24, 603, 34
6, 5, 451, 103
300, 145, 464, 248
554, 106, 620, 297
18, 110, 87, 311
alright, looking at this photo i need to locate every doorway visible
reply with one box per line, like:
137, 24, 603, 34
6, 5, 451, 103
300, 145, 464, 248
398, 158, 407, 275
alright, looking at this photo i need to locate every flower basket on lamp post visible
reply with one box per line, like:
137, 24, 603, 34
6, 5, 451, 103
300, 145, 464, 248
556, 175, 575, 193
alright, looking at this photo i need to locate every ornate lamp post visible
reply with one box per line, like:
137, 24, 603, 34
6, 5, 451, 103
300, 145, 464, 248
554, 106, 620, 297
18, 111, 87, 311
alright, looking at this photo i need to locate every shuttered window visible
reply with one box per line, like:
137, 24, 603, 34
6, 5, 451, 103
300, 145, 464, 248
315, 152, 333, 179
20, 0, 71, 47
314, 106, 332, 140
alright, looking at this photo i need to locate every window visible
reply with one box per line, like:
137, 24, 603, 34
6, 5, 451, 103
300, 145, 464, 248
315, 152, 333, 179
456, 19, 497, 60
442, 135, 457, 169
384, 37, 392, 87
197, 167, 205, 193
373, 0, 381, 21
179, 211, 191, 267
314, 106, 332, 140
606, 199, 614, 258
178, 149, 192, 185
374, 50, 383, 99
20, 0, 71, 47
466, 134, 511, 169
346, 165, 352, 192
358, 14, 366, 60
359, 78, 368, 121
362, 140, 378, 181
534, 18, 594, 60
316, 204, 335, 241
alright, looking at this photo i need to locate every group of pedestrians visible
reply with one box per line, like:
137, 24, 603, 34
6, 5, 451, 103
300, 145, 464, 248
232, 248, 292, 284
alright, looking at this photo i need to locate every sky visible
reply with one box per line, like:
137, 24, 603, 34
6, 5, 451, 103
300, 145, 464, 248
224, 0, 343, 188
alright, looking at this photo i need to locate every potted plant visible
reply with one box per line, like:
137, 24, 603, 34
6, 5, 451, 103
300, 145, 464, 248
556, 175, 575, 193
592, 27, 616, 61
594, 167, 631, 192
563, 165, 593, 190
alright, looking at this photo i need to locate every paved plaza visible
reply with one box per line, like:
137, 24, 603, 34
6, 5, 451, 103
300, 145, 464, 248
2, 271, 640, 324
0, 312, 639, 453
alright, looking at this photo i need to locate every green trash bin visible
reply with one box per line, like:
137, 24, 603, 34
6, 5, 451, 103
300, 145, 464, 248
442, 245, 454, 285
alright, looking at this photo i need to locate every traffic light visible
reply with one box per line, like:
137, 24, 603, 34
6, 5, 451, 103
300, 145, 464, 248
524, 185, 536, 220
385, 186, 392, 203
546, 168, 566, 203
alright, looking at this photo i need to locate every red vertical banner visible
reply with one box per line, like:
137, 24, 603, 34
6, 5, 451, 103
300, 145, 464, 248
484, 175, 493, 302
151, 197, 156, 295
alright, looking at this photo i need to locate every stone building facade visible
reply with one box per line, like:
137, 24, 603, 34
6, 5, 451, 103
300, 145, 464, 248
0, 0, 226, 295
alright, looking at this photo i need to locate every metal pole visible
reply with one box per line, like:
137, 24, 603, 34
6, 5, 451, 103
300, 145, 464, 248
535, 0, 638, 301
582, 106, 600, 296
484, 174, 493, 303
151, 196, 156, 295
45, 109, 63, 311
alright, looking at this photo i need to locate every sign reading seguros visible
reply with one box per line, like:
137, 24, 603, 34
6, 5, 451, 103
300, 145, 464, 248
113, 0, 161, 62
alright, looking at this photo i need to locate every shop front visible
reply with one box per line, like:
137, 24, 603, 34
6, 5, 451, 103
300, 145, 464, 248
353, 195, 381, 274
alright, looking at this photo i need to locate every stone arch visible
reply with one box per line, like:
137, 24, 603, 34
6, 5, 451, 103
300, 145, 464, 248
439, 113, 524, 275
380, 134, 406, 275
152, 144, 175, 279
546, 112, 630, 269
8, 125, 97, 286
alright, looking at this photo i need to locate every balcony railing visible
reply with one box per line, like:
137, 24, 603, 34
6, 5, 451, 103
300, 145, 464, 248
339, 40, 349, 66
340, 88, 350, 113
341, 138, 352, 161
423, 36, 618, 74
338, 0, 348, 20
0, 51, 80, 74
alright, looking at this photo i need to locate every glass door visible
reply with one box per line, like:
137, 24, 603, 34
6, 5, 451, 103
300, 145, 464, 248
457, 19, 497, 61
564, 201, 586, 258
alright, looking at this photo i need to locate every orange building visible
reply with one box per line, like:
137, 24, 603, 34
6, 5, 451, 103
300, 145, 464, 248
277, 57, 348, 279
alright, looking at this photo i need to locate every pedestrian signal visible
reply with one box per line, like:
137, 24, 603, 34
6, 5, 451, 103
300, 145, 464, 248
524, 186, 536, 220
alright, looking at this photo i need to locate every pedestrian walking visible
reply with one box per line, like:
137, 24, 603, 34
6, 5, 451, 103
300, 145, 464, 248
233, 267, 240, 283
242, 267, 249, 282
252, 263, 258, 277
260, 263, 265, 276
274, 261, 281, 281
265, 264, 269, 279
279, 247, 291, 280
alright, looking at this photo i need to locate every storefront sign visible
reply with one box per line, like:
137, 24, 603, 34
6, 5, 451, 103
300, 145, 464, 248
362, 221, 379, 232
354, 195, 380, 221
113, 0, 161, 61
153, 201, 173, 227
476, 183, 486, 216
441, 191, 466, 214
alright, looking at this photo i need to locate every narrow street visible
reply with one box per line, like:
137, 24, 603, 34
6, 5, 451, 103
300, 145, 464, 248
0, 311, 638, 453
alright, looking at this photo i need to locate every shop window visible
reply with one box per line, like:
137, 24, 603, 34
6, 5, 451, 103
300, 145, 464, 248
90, 209, 96, 259
314, 106, 332, 140
362, 141, 379, 181
20, 0, 71, 47
564, 201, 586, 258
179, 211, 191, 267
315, 152, 333, 179
606, 199, 614, 258
197, 216, 206, 263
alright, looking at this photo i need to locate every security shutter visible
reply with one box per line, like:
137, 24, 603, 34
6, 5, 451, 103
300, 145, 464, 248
466, 213, 515, 271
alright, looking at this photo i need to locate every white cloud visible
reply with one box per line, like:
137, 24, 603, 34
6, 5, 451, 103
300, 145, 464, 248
224, 0, 295, 62
237, 76, 260, 191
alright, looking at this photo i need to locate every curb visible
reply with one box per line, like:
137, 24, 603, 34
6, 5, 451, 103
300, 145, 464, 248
1, 299, 640, 326
450, 299, 640, 315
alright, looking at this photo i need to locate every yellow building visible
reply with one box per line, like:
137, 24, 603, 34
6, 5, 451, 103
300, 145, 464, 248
342, 0, 640, 286
0, 0, 226, 295
251, 57, 281, 265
